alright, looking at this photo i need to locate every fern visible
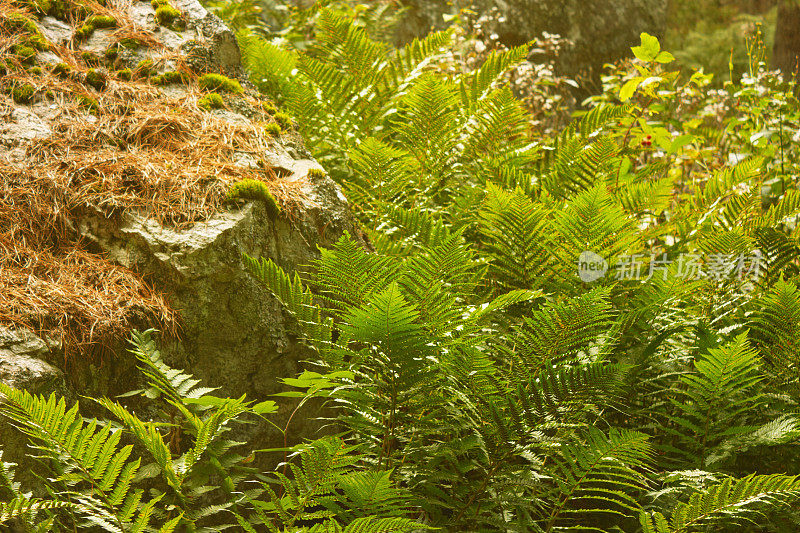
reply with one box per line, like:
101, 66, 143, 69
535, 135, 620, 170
478, 184, 553, 290
664, 334, 765, 468
544, 427, 653, 532
640, 474, 800, 532
0, 385, 157, 532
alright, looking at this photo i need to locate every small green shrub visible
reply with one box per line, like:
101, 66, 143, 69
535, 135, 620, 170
198, 73, 242, 93
85, 68, 106, 91
226, 179, 280, 217
198, 92, 224, 110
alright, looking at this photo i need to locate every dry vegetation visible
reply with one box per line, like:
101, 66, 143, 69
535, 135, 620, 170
0, 0, 298, 357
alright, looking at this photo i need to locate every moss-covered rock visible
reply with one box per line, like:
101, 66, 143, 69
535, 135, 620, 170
226, 179, 280, 218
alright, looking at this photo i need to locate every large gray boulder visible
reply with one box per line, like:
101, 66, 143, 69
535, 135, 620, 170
398, 0, 667, 82
0, 0, 363, 470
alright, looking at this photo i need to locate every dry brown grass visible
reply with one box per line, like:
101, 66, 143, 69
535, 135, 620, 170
0, 0, 300, 359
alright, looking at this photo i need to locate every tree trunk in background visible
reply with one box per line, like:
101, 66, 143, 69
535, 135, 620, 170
773, 0, 800, 77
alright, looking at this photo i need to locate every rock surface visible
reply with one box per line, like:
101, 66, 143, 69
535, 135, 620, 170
397, 0, 667, 82
0, 328, 71, 488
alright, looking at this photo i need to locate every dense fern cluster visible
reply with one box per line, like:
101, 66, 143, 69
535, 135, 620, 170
4, 2, 800, 532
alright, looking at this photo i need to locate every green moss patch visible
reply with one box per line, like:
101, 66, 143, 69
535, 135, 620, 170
116, 68, 131, 81
86, 15, 116, 28
81, 51, 101, 66
85, 69, 106, 91
12, 44, 38, 64
263, 122, 281, 136
135, 58, 155, 77
306, 168, 326, 180
151, 71, 188, 86
155, 5, 180, 26
4, 13, 49, 54
117, 37, 141, 50
52, 62, 71, 77
75, 15, 117, 41
11, 83, 35, 104
226, 179, 280, 218
260, 101, 277, 115
273, 112, 292, 130
198, 73, 242, 94
198, 92, 224, 110
76, 94, 98, 113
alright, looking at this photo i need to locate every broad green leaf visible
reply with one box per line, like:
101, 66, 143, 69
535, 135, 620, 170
632, 32, 660, 62
620, 77, 643, 101
655, 50, 675, 63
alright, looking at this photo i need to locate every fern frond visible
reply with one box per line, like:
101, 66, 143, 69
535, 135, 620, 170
665, 334, 764, 468
641, 474, 800, 533
0, 495, 72, 525
458, 45, 529, 109
478, 184, 553, 290
314, 232, 401, 313
342, 516, 431, 533
0, 385, 151, 532
243, 255, 332, 350
545, 427, 652, 531
128, 330, 217, 405
516, 286, 615, 369
750, 278, 800, 368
